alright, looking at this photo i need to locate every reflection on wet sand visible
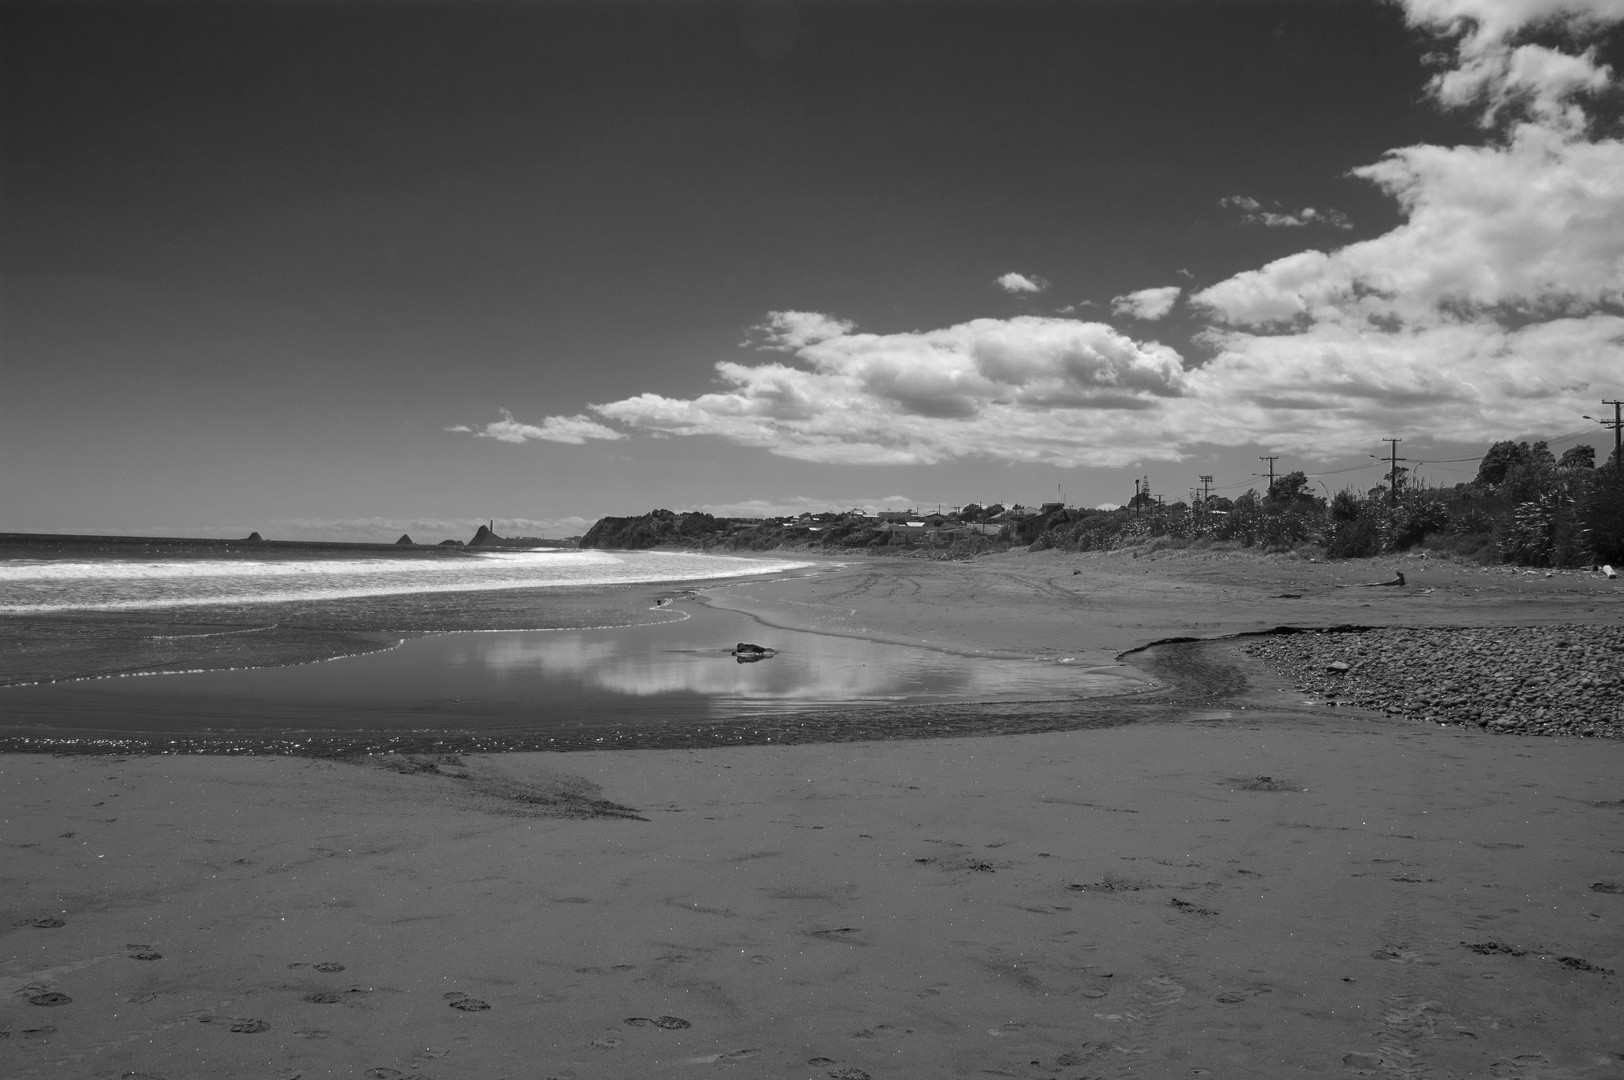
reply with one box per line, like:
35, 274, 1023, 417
0, 604, 1140, 741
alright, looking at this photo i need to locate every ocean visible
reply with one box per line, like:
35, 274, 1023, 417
0, 548, 815, 614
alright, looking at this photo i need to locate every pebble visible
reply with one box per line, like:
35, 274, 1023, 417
1242, 624, 1624, 738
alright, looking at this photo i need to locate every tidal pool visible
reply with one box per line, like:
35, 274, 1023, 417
0, 604, 1138, 744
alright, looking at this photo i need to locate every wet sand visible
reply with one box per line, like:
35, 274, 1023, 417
3, 549, 1622, 1079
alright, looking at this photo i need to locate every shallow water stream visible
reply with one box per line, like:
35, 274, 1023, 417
0, 604, 1136, 744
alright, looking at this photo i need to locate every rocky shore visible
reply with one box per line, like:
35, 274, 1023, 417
1241, 623, 1624, 737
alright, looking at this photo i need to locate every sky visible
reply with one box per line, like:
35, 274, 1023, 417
3, 0, 1623, 541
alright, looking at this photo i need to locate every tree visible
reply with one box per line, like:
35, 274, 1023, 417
1264, 471, 1321, 510
1558, 444, 1596, 469
1476, 440, 1532, 486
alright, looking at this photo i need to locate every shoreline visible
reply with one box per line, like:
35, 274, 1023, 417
2, 549, 1621, 1077
0, 554, 824, 689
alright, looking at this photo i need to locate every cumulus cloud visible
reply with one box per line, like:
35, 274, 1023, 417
459, 408, 626, 445
997, 272, 1048, 294
1179, 0, 1624, 453
1404, 0, 1623, 128
1221, 195, 1353, 229
1111, 287, 1182, 320
488, 0, 1624, 469
593, 313, 1188, 466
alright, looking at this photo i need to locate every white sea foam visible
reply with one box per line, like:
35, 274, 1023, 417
0, 550, 814, 613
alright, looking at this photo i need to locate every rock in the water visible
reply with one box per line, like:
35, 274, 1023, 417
468, 524, 502, 547
438, 539, 465, 547
244, 531, 264, 543
396, 534, 414, 545
733, 642, 775, 663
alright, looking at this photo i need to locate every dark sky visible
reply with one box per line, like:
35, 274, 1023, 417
3, 0, 1564, 538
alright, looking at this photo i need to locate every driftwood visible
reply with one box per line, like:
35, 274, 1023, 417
1334, 571, 1405, 589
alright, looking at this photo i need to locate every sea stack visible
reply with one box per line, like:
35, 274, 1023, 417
468, 524, 501, 547
396, 534, 414, 545
245, 531, 264, 543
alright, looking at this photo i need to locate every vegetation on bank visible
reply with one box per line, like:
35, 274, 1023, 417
579, 440, 1624, 566
1036, 441, 1624, 566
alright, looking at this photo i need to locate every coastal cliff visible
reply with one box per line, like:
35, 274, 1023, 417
578, 509, 725, 549
577, 508, 1004, 556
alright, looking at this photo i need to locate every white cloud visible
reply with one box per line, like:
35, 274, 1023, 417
593, 314, 1188, 466
1403, 0, 1624, 129
1196, 123, 1624, 326
461, 408, 627, 445
1178, 2, 1624, 456
1183, 313, 1624, 456
1111, 286, 1182, 320
1221, 195, 1352, 229
495, 1, 1624, 471
997, 271, 1048, 294
1402, 0, 1624, 44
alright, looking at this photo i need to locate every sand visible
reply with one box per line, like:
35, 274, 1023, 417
3, 548, 1622, 1079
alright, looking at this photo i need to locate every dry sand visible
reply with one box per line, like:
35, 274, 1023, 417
3, 549, 1622, 1080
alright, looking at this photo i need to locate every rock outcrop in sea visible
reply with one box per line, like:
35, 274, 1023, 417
396, 534, 414, 545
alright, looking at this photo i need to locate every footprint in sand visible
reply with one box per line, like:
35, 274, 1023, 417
198, 1015, 269, 1033
313, 962, 346, 972
444, 992, 490, 1011
829, 1069, 871, 1080
26, 992, 72, 1007
365, 1070, 405, 1079
23, 918, 65, 929
623, 1015, 692, 1029
302, 992, 343, 1004
127, 950, 162, 961
685, 1049, 759, 1063
589, 1036, 623, 1049
293, 1029, 333, 1039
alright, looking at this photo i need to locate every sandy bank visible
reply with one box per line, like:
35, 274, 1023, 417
4, 713, 1621, 1079
3, 550, 1621, 1078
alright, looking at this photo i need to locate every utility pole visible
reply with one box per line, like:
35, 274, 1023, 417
1589, 401, 1624, 471
1198, 475, 1213, 504
1133, 478, 1141, 519
1381, 438, 1407, 505
1256, 456, 1278, 498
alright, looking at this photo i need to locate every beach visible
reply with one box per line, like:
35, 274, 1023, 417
3, 549, 1622, 1079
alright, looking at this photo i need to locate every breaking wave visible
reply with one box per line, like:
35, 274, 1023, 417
0, 549, 813, 613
